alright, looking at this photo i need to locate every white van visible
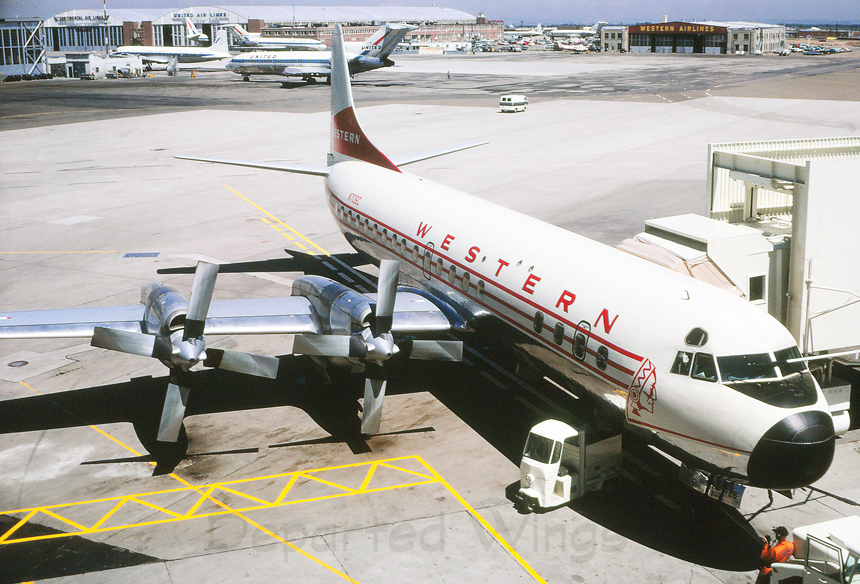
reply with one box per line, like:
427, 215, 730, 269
499, 94, 528, 112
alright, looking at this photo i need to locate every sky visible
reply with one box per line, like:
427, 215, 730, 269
2, 0, 858, 25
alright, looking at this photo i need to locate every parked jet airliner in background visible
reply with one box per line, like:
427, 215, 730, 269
184, 18, 209, 44
0, 25, 837, 494
231, 23, 326, 51
111, 29, 231, 67
226, 23, 415, 82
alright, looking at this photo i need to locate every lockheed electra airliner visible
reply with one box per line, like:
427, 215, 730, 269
0, 25, 836, 492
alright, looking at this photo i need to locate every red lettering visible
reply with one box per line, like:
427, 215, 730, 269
495, 259, 510, 277
556, 290, 576, 312
465, 246, 480, 263
441, 234, 455, 251
595, 308, 619, 334
416, 222, 433, 238
522, 274, 541, 295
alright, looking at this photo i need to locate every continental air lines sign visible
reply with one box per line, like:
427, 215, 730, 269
629, 22, 727, 35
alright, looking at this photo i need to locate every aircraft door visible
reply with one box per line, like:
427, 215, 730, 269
422, 242, 435, 280
573, 320, 591, 361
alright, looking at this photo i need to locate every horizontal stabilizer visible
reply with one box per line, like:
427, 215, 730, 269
391, 140, 489, 167
174, 155, 330, 177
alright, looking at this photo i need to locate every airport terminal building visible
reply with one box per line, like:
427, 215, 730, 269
38, 5, 498, 53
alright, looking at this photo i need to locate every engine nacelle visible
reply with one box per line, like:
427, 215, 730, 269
141, 282, 189, 335
292, 275, 373, 335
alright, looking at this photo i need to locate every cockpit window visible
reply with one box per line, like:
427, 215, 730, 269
691, 353, 718, 382
717, 353, 776, 382
718, 348, 817, 408
774, 346, 806, 376
726, 371, 818, 408
685, 328, 708, 347
671, 351, 693, 375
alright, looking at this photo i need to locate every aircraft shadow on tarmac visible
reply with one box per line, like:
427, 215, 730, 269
0, 251, 762, 572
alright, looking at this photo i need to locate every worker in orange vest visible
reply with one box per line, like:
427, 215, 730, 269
756, 526, 794, 584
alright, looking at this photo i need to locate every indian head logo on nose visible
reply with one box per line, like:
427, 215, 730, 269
628, 359, 657, 418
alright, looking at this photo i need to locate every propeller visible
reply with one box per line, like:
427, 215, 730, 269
292, 260, 462, 435
91, 261, 281, 444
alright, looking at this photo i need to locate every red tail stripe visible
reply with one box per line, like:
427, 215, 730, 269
332, 107, 400, 172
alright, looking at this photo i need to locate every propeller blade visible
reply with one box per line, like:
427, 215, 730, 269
373, 260, 400, 335
184, 261, 219, 340
157, 380, 190, 442
360, 376, 387, 435
204, 348, 280, 379
404, 339, 463, 361
92, 327, 172, 360
293, 334, 366, 358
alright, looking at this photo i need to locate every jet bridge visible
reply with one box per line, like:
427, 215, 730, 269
706, 136, 860, 359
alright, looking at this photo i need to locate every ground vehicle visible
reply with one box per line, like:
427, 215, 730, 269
516, 420, 621, 511
771, 516, 859, 584
499, 94, 528, 112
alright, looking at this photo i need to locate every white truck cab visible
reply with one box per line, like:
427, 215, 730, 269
517, 419, 621, 511
771, 516, 860, 584
500, 94, 528, 112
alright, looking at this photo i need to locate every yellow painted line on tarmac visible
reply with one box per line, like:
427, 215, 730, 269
9, 381, 546, 583
225, 184, 327, 256
14, 381, 360, 583
420, 456, 549, 584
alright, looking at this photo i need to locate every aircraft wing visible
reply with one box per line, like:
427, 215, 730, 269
0, 304, 145, 338
0, 291, 456, 339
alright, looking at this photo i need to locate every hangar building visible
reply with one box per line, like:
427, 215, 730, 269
38, 5, 499, 53
626, 21, 785, 54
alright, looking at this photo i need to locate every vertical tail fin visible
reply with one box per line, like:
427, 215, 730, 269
360, 24, 416, 59
212, 29, 227, 51
329, 24, 400, 172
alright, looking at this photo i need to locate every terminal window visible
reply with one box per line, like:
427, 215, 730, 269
749, 275, 765, 302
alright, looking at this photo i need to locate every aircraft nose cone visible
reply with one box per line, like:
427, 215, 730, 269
747, 410, 835, 489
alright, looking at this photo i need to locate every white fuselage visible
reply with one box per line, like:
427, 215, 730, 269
226, 51, 335, 75
111, 45, 230, 64
323, 161, 835, 487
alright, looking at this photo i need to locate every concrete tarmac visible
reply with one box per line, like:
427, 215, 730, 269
1, 49, 859, 584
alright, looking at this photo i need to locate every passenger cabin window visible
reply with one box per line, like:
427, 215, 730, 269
533, 311, 544, 334
685, 328, 708, 347
573, 331, 587, 361
436, 259, 444, 277
412, 246, 420, 264
596, 346, 609, 371
477, 280, 485, 299
671, 351, 693, 375
553, 322, 565, 345
691, 353, 718, 382
462, 271, 470, 292
448, 265, 457, 285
